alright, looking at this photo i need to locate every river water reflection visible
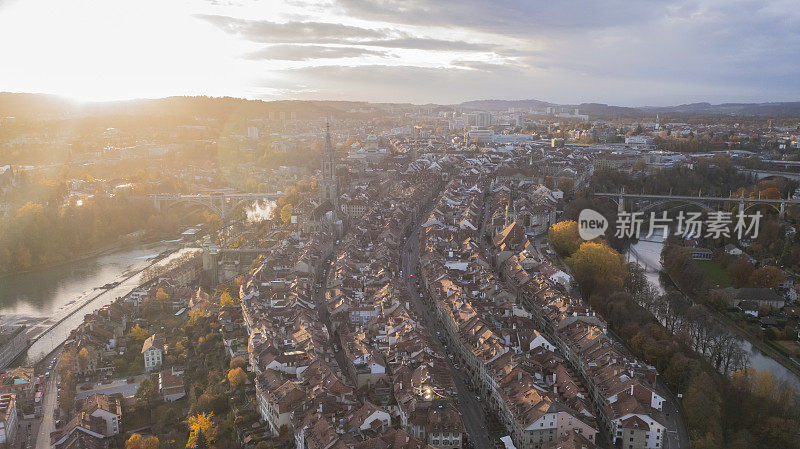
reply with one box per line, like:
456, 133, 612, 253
0, 242, 197, 364
626, 232, 800, 390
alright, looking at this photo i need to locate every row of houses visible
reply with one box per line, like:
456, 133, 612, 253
238, 165, 465, 449
418, 178, 600, 449
322, 169, 467, 449
484, 187, 669, 449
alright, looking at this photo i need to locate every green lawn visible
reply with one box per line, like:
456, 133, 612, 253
696, 260, 731, 287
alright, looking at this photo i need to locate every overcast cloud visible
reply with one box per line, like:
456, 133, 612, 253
0, 0, 797, 104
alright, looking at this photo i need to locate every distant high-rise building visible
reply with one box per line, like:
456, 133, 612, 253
320, 122, 338, 210
247, 126, 259, 139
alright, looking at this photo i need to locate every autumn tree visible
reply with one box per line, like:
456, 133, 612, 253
129, 323, 149, 342
220, 291, 238, 307
230, 357, 247, 370
127, 434, 160, 449
750, 265, 786, 288
156, 288, 170, 302
567, 241, 626, 298
78, 347, 89, 373
59, 349, 76, 378
280, 203, 294, 224
227, 367, 247, 389
548, 220, 581, 256
186, 412, 217, 448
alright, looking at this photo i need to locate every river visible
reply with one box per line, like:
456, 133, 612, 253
626, 233, 800, 390
0, 242, 200, 365
0, 199, 276, 366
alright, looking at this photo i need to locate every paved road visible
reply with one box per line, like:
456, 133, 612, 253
400, 217, 492, 449
35, 359, 60, 449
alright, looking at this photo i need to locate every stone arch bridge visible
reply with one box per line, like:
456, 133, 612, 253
149, 192, 280, 221
593, 192, 800, 218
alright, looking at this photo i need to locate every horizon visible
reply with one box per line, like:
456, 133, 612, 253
1, 0, 798, 105
2, 90, 799, 110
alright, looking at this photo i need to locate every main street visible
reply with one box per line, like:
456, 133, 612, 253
35, 355, 60, 449
400, 215, 493, 449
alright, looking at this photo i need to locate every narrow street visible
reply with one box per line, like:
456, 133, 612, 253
400, 216, 493, 449
312, 243, 351, 379
35, 357, 60, 449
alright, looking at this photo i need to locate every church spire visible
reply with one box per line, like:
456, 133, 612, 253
320, 120, 338, 211
325, 120, 333, 154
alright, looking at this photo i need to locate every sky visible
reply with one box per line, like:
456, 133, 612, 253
0, 0, 798, 105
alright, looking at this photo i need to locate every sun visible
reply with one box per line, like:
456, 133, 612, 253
0, 0, 249, 101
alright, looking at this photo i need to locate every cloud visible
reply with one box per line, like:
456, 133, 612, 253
196, 14, 389, 43
204, 1, 800, 105
197, 14, 494, 52
261, 62, 789, 106
245, 44, 392, 60
359, 38, 494, 52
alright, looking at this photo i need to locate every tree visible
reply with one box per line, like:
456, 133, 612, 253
548, 220, 581, 256
750, 265, 786, 288
187, 412, 217, 448
229, 357, 247, 370
220, 291, 237, 307
130, 323, 149, 342
135, 378, 159, 408
727, 259, 754, 288
227, 367, 247, 389
567, 241, 626, 298
280, 203, 294, 224
127, 434, 160, 449
78, 347, 89, 373
59, 350, 76, 378
156, 288, 170, 302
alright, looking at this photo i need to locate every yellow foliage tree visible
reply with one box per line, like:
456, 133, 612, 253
220, 291, 238, 307
156, 288, 170, 301
78, 347, 89, 372
127, 434, 160, 449
129, 323, 149, 342
186, 412, 217, 448
280, 203, 294, 224
548, 220, 581, 256
566, 241, 626, 298
228, 367, 247, 389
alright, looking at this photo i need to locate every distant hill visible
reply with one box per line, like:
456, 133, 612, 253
0, 93, 368, 120
458, 99, 644, 118
641, 102, 800, 117
459, 99, 553, 111
2, 92, 799, 120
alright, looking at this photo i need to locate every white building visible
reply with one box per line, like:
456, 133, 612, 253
247, 126, 259, 139
142, 334, 164, 372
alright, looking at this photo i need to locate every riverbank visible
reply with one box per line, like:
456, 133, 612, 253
629, 232, 800, 389
664, 267, 800, 380
0, 232, 165, 280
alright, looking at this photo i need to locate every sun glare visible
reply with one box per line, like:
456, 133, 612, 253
0, 0, 248, 101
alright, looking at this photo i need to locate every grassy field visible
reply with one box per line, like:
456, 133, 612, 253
696, 260, 732, 288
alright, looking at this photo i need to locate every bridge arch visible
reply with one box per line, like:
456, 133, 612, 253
742, 202, 782, 215
638, 199, 715, 214
160, 197, 224, 217
153, 194, 278, 220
